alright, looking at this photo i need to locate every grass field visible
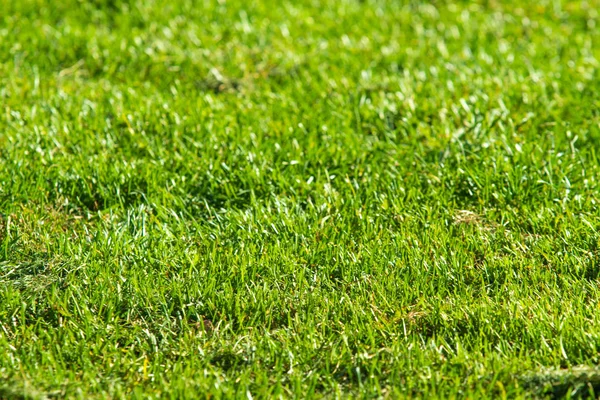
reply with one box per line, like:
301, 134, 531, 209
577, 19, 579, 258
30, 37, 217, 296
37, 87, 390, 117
2, 0, 600, 398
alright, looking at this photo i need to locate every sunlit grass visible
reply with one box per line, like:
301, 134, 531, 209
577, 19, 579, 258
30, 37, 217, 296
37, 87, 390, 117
2, 0, 600, 398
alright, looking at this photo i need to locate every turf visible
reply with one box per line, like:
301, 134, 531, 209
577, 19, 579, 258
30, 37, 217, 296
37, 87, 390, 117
2, 0, 600, 398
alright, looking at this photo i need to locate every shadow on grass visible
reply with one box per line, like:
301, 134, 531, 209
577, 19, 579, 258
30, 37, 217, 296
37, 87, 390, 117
521, 366, 600, 399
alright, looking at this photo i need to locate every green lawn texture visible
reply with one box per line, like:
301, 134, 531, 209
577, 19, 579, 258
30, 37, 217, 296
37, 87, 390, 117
2, 0, 600, 398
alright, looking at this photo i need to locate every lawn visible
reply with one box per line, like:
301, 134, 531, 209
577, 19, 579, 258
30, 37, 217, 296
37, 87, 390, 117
2, 0, 600, 398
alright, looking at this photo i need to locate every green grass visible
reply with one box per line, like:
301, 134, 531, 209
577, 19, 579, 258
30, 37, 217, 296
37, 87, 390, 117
2, 0, 600, 398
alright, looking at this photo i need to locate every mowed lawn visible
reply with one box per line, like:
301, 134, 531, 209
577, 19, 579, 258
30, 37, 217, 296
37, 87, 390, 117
2, 0, 600, 398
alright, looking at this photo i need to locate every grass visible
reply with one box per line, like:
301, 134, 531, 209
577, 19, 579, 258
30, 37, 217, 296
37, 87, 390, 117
2, 0, 600, 398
